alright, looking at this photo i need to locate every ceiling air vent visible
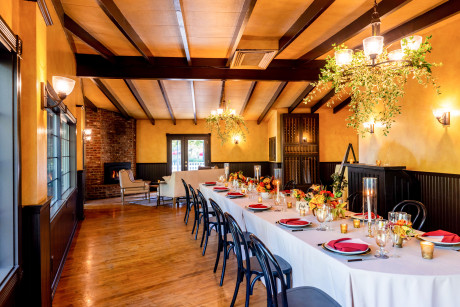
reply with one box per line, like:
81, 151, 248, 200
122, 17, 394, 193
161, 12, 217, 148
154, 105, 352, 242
230, 49, 278, 70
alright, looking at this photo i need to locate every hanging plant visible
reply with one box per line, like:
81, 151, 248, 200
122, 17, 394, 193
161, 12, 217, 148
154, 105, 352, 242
304, 36, 441, 136
206, 101, 248, 144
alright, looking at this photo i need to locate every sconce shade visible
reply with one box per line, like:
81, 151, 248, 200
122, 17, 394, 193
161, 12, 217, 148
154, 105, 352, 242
233, 135, 240, 144
388, 49, 404, 61
335, 49, 353, 66
52, 76, 76, 99
401, 35, 422, 51
363, 36, 384, 58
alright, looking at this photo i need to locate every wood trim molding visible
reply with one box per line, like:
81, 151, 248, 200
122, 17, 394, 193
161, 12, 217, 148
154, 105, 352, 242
91, 78, 130, 119
333, 97, 351, 114
219, 80, 226, 108
124, 79, 155, 125
190, 81, 197, 125
257, 82, 288, 124
83, 96, 98, 112
0, 15, 20, 53
50, 0, 76, 53
288, 83, 315, 113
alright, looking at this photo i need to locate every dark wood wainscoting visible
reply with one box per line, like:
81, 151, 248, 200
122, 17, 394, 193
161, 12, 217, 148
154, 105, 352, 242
136, 163, 169, 182
319, 161, 340, 186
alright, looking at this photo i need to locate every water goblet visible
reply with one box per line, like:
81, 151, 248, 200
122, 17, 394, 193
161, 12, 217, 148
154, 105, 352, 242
316, 205, 330, 231
374, 220, 390, 259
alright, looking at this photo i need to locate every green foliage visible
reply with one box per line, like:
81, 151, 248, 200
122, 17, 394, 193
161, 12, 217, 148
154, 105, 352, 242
331, 172, 348, 198
304, 36, 441, 136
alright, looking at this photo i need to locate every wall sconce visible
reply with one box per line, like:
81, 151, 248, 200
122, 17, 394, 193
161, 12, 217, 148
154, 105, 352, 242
41, 76, 76, 111
83, 129, 92, 141
433, 110, 450, 126
364, 122, 375, 133
233, 135, 240, 144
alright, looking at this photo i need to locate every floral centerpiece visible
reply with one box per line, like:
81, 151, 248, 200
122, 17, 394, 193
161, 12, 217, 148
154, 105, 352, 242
308, 187, 346, 219
256, 176, 277, 198
292, 189, 309, 212
228, 171, 246, 183
391, 219, 415, 247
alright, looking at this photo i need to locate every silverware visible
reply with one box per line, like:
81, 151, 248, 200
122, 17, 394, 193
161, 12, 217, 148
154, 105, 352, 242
348, 258, 378, 262
317, 243, 324, 246
291, 229, 303, 232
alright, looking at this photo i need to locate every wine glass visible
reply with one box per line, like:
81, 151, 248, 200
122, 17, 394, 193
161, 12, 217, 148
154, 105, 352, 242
374, 219, 390, 259
316, 205, 330, 231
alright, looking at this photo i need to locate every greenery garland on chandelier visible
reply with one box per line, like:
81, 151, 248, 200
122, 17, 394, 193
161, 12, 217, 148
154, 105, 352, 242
206, 101, 248, 144
304, 37, 441, 136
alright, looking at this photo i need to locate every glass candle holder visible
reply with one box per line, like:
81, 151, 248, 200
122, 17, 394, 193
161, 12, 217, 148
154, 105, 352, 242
340, 223, 348, 234
362, 177, 378, 237
299, 209, 306, 216
420, 241, 434, 259
353, 219, 361, 228
258, 196, 262, 203
287, 201, 293, 209
224, 182, 228, 188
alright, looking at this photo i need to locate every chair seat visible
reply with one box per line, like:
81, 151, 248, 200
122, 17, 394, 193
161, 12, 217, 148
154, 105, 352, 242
250, 254, 292, 275
277, 286, 340, 307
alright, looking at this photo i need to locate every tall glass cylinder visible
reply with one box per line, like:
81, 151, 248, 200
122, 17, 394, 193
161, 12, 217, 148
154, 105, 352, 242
362, 177, 378, 237
273, 168, 282, 201
254, 165, 261, 183
224, 163, 230, 181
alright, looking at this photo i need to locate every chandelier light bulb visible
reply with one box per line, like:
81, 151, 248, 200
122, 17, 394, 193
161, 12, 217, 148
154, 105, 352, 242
217, 108, 224, 115
388, 49, 404, 61
335, 49, 353, 66
230, 109, 236, 115
401, 35, 422, 51
363, 36, 384, 58
211, 110, 217, 116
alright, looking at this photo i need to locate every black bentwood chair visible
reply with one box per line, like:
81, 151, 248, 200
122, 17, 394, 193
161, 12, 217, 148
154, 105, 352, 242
197, 190, 218, 256
391, 200, 427, 230
189, 184, 201, 239
250, 234, 340, 307
283, 180, 296, 191
182, 179, 193, 225
225, 213, 292, 307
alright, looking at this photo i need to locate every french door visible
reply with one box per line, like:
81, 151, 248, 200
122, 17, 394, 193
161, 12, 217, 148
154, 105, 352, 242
167, 134, 211, 173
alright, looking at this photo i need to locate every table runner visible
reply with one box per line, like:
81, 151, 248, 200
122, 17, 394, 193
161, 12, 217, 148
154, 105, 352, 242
200, 184, 460, 307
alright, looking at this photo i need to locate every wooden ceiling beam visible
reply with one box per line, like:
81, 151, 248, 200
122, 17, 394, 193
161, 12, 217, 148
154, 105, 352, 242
157, 81, 176, 125
278, 0, 334, 55
219, 81, 226, 108
240, 81, 257, 115
50, 0, 76, 53
190, 82, 197, 125
257, 82, 288, 124
288, 84, 315, 113
76, 54, 323, 81
173, 0, 192, 65
83, 96, 98, 112
124, 79, 155, 125
91, 78, 130, 119
333, 0, 460, 114
297, 0, 411, 63
226, 0, 258, 66
310, 89, 335, 113
333, 97, 351, 114
64, 15, 115, 61
96, 0, 154, 64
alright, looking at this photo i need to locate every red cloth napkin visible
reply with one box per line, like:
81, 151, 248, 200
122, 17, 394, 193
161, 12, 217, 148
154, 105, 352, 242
249, 204, 267, 209
422, 230, 460, 243
279, 218, 309, 226
227, 192, 243, 196
281, 190, 291, 194
327, 238, 369, 252
354, 212, 379, 219
214, 187, 228, 190
205, 182, 216, 185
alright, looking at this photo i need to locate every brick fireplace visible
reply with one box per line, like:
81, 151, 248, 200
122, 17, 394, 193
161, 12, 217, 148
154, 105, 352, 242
85, 108, 136, 199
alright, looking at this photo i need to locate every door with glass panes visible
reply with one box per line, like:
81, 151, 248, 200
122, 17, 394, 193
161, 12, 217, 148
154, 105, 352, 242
167, 134, 210, 172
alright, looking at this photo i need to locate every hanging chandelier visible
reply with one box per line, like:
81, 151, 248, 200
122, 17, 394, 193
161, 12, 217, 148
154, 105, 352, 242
206, 83, 248, 144
304, 0, 441, 136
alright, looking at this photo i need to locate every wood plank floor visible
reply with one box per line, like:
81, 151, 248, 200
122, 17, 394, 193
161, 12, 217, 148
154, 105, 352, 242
53, 199, 267, 306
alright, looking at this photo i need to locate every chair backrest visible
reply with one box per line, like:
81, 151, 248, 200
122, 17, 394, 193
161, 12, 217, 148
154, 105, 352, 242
283, 180, 296, 191
224, 213, 252, 273
188, 184, 199, 213
347, 191, 361, 212
209, 198, 226, 236
391, 200, 427, 230
127, 169, 135, 181
181, 178, 191, 205
250, 234, 288, 307
119, 169, 132, 187
197, 190, 210, 223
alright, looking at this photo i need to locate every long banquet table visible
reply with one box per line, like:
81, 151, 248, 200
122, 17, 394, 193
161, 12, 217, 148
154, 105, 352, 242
200, 184, 460, 307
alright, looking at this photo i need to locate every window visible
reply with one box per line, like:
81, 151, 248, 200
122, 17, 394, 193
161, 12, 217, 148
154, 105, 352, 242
47, 111, 76, 217
167, 134, 210, 172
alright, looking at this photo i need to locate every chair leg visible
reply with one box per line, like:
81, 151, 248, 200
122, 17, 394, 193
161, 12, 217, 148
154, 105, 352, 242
121, 191, 124, 205
250, 274, 262, 295
214, 238, 222, 273
194, 218, 200, 240
202, 228, 210, 256
230, 272, 242, 307
220, 244, 231, 286
184, 202, 189, 222
200, 225, 206, 247
191, 212, 197, 234
245, 273, 251, 307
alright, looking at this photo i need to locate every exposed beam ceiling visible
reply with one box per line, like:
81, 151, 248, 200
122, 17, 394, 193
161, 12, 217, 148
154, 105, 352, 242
226, 0, 258, 66
257, 82, 288, 124
219, 81, 226, 108
190, 81, 197, 125
96, 0, 154, 64
297, 0, 411, 63
76, 55, 324, 81
310, 89, 335, 113
333, 97, 351, 114
124, 80, 155, 125
173, 0, 191, 65
278, 0, 335, 55
288, 84, 315, 113
157, 80, 176, 125
91, 78, 130, 119
240, 81, 257, 115
83, 96, 98, 112
49, 0, 76, 52
64, 14, 115, 61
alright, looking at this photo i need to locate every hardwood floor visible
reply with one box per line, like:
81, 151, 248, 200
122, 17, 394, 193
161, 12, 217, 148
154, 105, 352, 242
53, 198, 267, 306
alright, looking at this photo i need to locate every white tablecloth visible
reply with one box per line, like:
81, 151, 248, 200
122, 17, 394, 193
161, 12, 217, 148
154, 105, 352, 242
200, 184, 460, 307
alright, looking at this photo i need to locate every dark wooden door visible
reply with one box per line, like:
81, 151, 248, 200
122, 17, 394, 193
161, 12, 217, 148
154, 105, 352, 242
281, 114, 319, 190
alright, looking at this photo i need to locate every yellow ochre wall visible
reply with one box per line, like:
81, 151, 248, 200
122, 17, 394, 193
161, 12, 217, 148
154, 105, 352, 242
137, 119, 269, 163
1, 0, 83, 205
359, 17, 460, 174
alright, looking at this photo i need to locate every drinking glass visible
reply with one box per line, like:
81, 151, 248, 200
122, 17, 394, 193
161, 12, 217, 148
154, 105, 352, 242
374, 219, 390, 259
390, 226, 401, 257
316, 205, 330, 231
325, 205, 334, 231
388, 212, 398, 224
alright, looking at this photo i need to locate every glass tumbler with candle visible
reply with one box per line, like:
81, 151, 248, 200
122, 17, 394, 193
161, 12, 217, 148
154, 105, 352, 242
254, 165, 261, 184
224, 163, 230, 181
362, 177, 378, 237
316, 205, 330, 231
